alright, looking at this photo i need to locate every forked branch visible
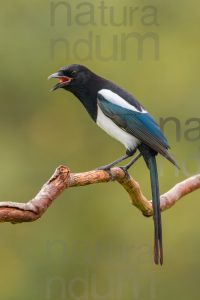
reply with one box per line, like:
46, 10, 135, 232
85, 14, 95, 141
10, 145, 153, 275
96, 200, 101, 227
0, 166, 199, 223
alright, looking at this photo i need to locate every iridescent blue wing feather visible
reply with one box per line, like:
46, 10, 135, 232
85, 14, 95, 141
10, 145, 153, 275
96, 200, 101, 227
97, 94, 177, 166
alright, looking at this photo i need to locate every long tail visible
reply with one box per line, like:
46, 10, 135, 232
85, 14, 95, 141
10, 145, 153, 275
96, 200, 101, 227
148, 155, 163, 265
138, 144, 163, 265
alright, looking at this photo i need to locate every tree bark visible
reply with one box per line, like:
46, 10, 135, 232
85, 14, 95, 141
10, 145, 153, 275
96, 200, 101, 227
0, 166, 199, 223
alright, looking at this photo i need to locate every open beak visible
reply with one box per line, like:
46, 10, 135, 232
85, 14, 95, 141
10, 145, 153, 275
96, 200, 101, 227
48, 72, 72, 91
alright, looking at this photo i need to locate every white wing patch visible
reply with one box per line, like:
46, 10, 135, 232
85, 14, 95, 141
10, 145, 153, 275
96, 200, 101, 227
98, 89, 147, 113
96, 105, 140, 151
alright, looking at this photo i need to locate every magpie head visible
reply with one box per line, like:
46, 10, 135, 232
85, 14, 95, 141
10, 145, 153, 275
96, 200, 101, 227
48, 64, 93, 92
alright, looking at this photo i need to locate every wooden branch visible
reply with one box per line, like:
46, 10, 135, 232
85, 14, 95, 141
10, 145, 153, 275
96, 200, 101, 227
0, 165, 199, 223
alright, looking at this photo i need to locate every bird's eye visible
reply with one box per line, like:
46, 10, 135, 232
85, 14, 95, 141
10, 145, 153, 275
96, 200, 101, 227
71, 70, 77, 76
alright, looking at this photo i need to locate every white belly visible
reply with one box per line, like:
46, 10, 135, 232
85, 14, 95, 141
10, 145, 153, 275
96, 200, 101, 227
96, 106, 140, 151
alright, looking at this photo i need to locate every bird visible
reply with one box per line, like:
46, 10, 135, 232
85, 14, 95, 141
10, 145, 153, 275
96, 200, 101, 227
48, 64, 178, 265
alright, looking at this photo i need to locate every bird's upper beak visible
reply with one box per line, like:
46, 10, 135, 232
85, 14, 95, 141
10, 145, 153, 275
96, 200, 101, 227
48, 72, 72, 91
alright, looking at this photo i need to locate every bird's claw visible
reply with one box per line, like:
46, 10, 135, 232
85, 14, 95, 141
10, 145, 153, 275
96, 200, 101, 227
96, 166, 115, 181
119, 166, 130, 177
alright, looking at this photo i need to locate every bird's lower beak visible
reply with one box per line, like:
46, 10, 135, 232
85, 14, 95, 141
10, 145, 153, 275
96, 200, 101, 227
48, 72, 72, 91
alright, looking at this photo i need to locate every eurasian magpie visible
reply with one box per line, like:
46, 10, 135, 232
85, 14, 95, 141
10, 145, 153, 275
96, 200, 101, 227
48, 64, 178, 265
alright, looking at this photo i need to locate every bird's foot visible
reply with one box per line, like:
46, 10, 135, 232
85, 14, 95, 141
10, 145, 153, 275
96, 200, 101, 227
119, 153, 142, 176
96, 166, 115, 181
119, 166, 130, 178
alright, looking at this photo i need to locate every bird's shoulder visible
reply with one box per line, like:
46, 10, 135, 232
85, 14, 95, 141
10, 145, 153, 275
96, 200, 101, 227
97, 80, 144, 113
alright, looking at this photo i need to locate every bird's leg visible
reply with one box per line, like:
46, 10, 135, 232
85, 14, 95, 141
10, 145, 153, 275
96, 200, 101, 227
120, 153, 142, 173
96, 153, 131, 171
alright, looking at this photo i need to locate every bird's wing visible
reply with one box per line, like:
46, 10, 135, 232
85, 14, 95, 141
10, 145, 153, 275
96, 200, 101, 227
97, 92, 170, 157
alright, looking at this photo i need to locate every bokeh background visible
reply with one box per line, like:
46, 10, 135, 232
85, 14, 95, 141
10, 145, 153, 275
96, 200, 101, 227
0, 0, 200, 299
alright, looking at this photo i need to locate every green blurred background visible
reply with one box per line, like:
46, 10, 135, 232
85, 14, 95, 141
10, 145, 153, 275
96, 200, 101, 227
0, 0, 200, 299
